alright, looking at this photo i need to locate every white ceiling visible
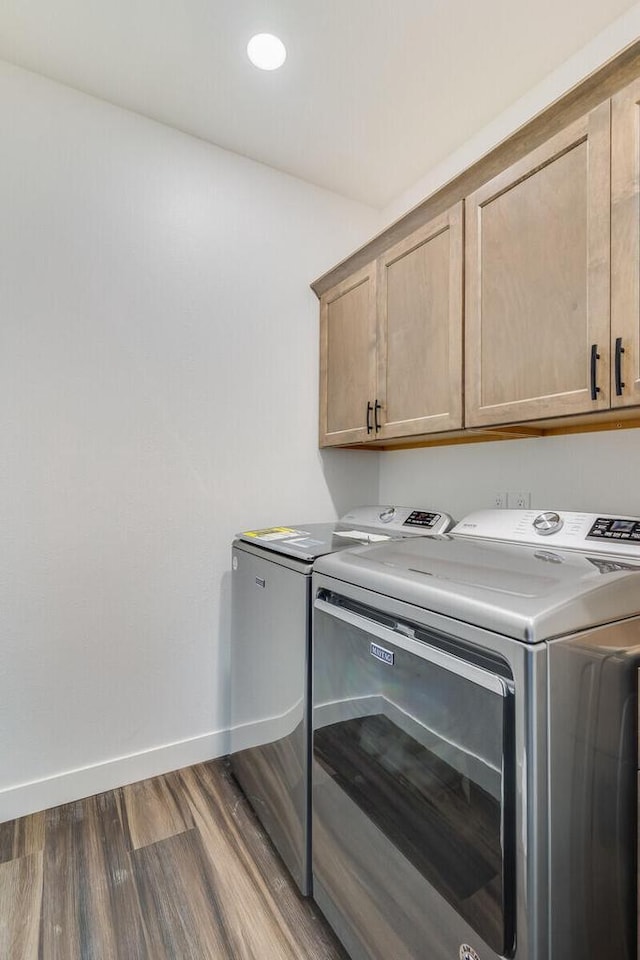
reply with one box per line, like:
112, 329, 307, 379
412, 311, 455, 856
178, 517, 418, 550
0, 0, 638, 207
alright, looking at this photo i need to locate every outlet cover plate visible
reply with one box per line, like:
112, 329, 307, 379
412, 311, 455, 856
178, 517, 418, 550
509, 491, 531, 508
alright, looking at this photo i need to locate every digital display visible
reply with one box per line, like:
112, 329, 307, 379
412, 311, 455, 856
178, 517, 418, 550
587, 517, 640, 540
404, 510, 439, 528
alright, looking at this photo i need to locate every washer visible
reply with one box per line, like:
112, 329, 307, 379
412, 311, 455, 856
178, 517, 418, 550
229, 505, 453, 895
312, 508, 640, 960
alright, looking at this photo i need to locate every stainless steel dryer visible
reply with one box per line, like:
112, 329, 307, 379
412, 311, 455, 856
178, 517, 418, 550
312, 509, 640, 960
229, 505, 453, 896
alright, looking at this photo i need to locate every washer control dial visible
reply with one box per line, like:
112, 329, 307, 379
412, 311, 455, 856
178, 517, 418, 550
533, 511, 563, 536
379, 507, 396, 523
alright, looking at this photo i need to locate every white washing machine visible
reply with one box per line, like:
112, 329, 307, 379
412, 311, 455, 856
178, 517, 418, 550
229, 505, 454, 895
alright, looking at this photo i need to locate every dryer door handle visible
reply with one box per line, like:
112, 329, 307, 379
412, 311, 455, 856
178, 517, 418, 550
314, 598, 510, 696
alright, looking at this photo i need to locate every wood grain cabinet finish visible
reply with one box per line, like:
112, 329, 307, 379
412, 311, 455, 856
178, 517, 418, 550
612, 78, 640, 409
465, 101, 611, 428
377, 203, 463, 439
319, 206, 463, 446
319, 262, 377, 446
317, 62, 640, 449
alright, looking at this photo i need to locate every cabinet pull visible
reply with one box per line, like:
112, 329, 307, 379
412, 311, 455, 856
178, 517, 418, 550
590, 344, 600, 401
615, 337, 625, 396
366, 401, 373, 434
374, 400, 382, 433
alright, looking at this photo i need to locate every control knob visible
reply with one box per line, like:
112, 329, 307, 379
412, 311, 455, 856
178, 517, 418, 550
379, 507, 396, 523
533, 511, 563, 536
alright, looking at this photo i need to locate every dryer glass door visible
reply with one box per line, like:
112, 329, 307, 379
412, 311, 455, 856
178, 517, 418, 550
313, 592, 516, 959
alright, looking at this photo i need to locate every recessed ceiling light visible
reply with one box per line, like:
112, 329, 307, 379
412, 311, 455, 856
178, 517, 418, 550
247, 33, 287, 71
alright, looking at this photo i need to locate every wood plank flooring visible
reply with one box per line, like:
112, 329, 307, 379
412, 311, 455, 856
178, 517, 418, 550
0, 760, 348, 960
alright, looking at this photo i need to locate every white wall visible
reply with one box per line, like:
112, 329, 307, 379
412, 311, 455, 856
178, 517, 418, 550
381, 3, 640, 225
5, 5, 638, 824
0, 60, 381, 821
379, 431, 640, 522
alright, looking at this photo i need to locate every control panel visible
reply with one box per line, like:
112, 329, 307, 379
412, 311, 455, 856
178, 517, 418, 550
403, 510, 442, 529
588, 517, 640, 542
453, 509, 640, 558
339, 505, 453, 536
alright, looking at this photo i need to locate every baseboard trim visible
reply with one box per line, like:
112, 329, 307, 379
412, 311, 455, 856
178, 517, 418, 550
229, 700, 303, 754
0, 728, 230, 824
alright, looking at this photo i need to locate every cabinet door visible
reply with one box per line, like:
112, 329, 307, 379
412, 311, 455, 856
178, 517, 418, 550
465, 102, 611, 427
612, 78, 640, 408
319, 263, 377, 446
377, 204, 463, 439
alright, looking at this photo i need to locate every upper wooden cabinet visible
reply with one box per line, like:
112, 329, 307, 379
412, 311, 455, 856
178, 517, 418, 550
319, 262, 377, 446
377, 205, 463, 440
465, 101, 611, 428
315, 53, 640, 450
612, 77, 640, 409
319, 205, 463, 447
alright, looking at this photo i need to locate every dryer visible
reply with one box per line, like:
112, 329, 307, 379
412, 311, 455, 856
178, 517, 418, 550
312, 509, 640, 960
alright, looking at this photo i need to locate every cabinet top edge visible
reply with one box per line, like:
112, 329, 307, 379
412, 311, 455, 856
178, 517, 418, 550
310, 37, 640, 299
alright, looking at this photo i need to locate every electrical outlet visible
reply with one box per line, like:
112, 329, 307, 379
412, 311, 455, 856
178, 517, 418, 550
509, 491, 531, 509
494, 492, 508, 509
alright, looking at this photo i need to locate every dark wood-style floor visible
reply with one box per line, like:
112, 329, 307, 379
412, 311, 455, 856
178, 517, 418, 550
0, 759, 348, 960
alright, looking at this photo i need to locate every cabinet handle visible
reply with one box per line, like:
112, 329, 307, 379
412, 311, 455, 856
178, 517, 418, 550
615, 337, 625, 396
374, 400, 382, 433
590, 344, 600, 401
366, 401, 373, 434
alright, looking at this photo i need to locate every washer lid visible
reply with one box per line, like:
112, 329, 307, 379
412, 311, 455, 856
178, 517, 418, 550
235, 506, 454, 561
235, 520, 408, 562
313, 536, 640, 642
236, 522, 348, 562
